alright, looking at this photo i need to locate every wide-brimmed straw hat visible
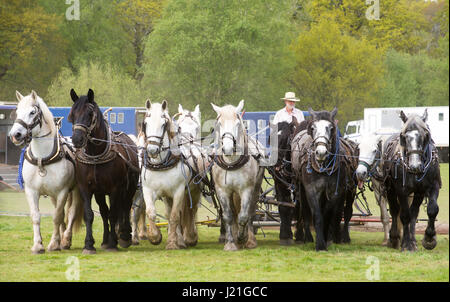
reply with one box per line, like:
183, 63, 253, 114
281, 92, 300, 102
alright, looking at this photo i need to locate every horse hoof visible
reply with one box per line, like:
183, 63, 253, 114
139, 235, 148, 241
47, 246, 61, 252
61, 245, 71, 250
381, 240, 389, 246
149, 233, 162, 245
82, 248, 96, 255
105, 247, 119, 252
224, 242, 239, 251
218, 236, 226, 243
132, 240, 140, 246
31, 247, 45, 254
245, 240, 257, 249
185, 239, 198, 247
118, 238, 132, 249
422, 236, 437, 250
165, 242, 180, 250
279, 239, 294, 246
101, 244, 109, 250
295, 240, 305, 245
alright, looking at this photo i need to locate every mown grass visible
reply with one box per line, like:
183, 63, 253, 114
0, 215, 448, 282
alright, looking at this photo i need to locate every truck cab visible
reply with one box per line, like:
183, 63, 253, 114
344, 120, 363, 144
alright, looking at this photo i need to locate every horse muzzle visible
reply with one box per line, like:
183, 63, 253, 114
315, 145, 328, 162
355, 166, 368, 189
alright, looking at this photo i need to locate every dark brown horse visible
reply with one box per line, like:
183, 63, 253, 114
68, 89, 139, 254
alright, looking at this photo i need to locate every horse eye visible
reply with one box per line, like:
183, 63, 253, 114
30, 110, 36, 115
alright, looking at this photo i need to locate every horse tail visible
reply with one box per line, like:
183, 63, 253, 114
70, 186, 84, 233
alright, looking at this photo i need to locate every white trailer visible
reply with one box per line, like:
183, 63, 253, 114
344, 106, 449, 162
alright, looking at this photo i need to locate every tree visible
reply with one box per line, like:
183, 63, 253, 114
289, 18, 384, 126
306, 0, 430, 54
142, 0, 297, 120
0, 0, 66, 101
46, 62, 146, 107
115, 0, 165, 81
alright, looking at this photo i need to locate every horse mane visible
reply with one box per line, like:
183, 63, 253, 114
401, 114, 430, 137
36, 97, 56, 135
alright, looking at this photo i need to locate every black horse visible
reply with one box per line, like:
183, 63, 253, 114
68, 89, 139, 254
383, 109, 441, 252
268, 117, 313, 245
291, 108, 358, 251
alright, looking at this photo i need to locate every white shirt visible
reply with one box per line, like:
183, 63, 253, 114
272, 107, 305, 125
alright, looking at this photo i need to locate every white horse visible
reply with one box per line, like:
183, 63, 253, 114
141, 99, 200, 249
128, 133, 148, 245
211, 100, 265, 251
9, 90, 83, 254
355, 128, 399, 245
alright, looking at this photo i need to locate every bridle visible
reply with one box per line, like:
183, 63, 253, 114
13, 105, 50, 144
358, 141, 382, 178
175, 112, 200, 146
72, 103, 99, 147
215, 114, 244, 154
310, 121, 334, 156
143, 113, 171, 152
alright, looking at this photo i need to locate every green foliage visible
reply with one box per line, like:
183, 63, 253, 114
0, 0, 66, 102
289, 18, 384, 127
378, 49, 449, 108
307, 0, 430, 54
46, 62, 146, 107
142, 0, 297, 119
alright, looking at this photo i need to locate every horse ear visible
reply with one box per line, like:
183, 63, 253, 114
15, 91, 24, 102
87, 89, 94, 103
145, 99, 151, 110
162, 99, 168, 111
330, 107, 338, 120
291, 116, 299, 127
211, 103, 221, 115
70, 89, 79, 102
10, 110, 17, 120
308, 107, 316, 120
236, 100, 244, 114
178, 104, 183, 114
30, 90, 38, 103
399, 110, 408, 123
194, 104, 200, 115
422, 109, 428, 123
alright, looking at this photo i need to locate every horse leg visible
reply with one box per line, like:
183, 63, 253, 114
422, 182, 440, 250
342, 189, 354, 244
142, 186, 162, 245
408, 193, 423, 251
138, 203, 148, 240
105, 192, 120, 251
217, 190, 238, 251
237, 188, 254, 247
118, 188, 134, 249
306, 190, 326, 251
277, 182, 294, 245
375, 183, 390, 246
294, 197, 305, 244
25, 188, 44, 254
80, 189, 96, 254
131, 190, 143, 245
93, 193, 110, 250
301, 186, 314, 243
48, 189, 69, 251
386, 187, 400, 249
398, 193, 414, 252
166, 188, 185, 250
61, 187, 83, 249
183, 189, 200, 247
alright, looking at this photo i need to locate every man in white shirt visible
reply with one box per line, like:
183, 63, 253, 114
272, 92, 305, 125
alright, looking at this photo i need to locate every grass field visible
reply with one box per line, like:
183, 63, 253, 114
0, 164, 448, 282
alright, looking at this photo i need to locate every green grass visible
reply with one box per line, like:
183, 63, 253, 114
0, 164, 448, 281
0, 215, 448, 282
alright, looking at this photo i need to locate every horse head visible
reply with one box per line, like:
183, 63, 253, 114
174, 104, 201, 143
211, 100, 245, 156
9, 90, 54, 146
307, 107, 338, 163
143, 99, 174, 158
355, 134, 383, 188
399, 109, 430, 174
68, 88, 103, 149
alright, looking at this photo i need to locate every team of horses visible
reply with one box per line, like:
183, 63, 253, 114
9, 89, 441, 254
